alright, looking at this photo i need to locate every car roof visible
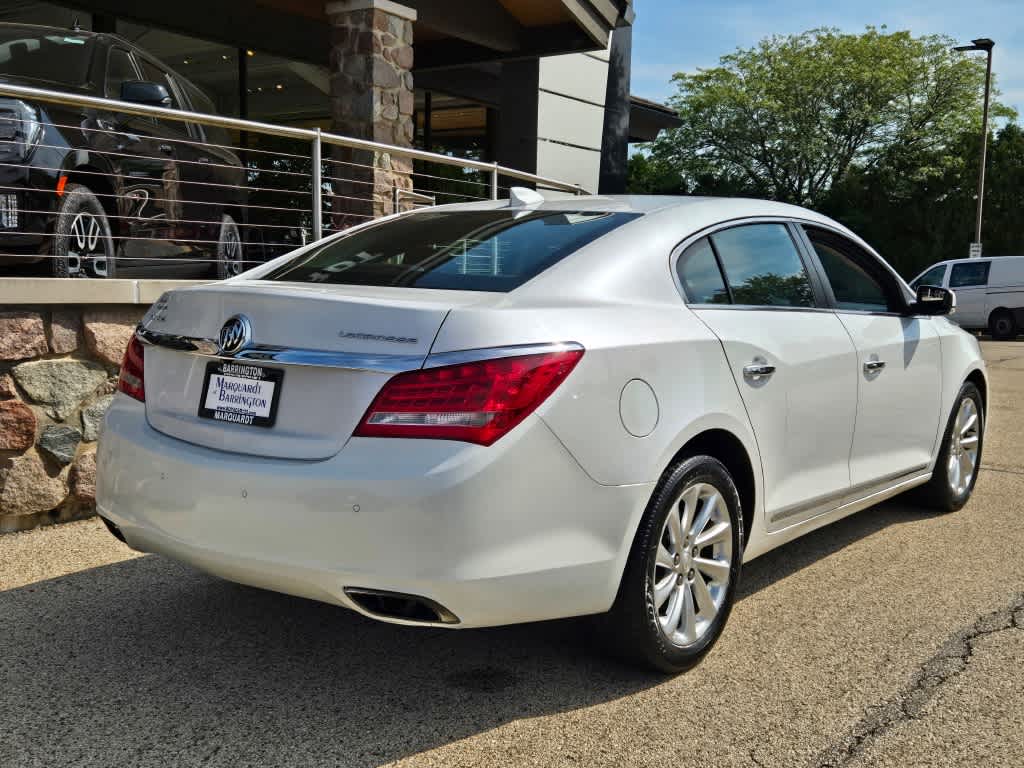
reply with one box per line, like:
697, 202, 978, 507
431, 193, 837, 220
0, 22, 209, 98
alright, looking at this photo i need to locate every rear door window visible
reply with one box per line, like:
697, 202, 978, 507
676, 237, 729, 304
264, 210, 640, 291
949, 261, 991, 288
710, 224, 815, 307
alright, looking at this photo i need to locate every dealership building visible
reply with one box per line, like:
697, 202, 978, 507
2, 0, 679, 196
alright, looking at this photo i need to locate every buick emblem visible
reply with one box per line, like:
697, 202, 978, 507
217, 315, 252, 355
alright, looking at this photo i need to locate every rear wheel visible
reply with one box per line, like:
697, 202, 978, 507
600, 455, 743, 673
914, 382, 984, 512
215, 214, 244, 279
989, 309, 1017, 341
52, 184, 116, 278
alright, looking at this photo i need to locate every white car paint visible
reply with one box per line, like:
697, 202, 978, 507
97, 195, 987, 630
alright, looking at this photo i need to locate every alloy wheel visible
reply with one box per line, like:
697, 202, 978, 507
67, 211, 109, 278
222, 220, 243, 276
651, 482, 733, 647
948, 397, 980, 496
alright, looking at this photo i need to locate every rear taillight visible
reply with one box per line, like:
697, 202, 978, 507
117, 334, 145, 402
354, 348, 584, 446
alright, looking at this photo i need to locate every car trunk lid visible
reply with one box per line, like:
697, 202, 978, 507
141, 281, 491, 459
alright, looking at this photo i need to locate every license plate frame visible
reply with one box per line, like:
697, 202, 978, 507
197, 360, 284, 429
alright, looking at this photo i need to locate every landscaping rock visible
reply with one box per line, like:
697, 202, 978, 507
0, 311, 48, 361
38, 425, 82, 466
11, 359, 107, 421
81, 394, 114, 441
0, 400, 37, 451
71, 448, 96, 503
83, 309, 144, 367
0, 452, 68, 515
49, 309, 81, 354
0, 373, 18, 399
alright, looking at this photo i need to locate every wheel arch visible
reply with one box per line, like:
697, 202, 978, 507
62, 164, 121, 239
665, 428, 757, 549
965, 367, 988, 415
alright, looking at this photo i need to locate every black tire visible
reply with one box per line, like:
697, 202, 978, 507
52, 184, 116, 278
913, 382, 984, 512
599, 455, 744, 673
215, 213, 244, 279
989, 309, 1017, 341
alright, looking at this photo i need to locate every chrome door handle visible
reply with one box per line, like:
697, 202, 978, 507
743, 363, 776, 380
863, 360, 886, 373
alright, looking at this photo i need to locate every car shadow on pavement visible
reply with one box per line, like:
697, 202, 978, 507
0, 499, 931, 767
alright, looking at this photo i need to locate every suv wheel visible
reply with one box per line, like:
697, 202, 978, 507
600, 455, 743, 673
52, 184, 116, 278
216, 214, 244, 279
914, 382, 984, 512
989, 309, 1017, 341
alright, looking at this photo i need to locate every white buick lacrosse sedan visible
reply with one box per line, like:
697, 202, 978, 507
97, 193, 986, 672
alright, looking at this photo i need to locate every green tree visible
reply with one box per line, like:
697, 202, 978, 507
647, 27, 1012, 207
822, 122, 1024, 275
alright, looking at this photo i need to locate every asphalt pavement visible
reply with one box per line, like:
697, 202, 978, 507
2, 341, 1022, 768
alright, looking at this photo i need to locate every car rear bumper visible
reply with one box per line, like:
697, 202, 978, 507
96, 396, 653, 628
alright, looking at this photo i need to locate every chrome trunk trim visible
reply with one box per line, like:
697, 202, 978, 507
136, 326, 583, 375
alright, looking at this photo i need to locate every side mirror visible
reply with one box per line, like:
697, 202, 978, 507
120, 80, 172, 108
909, 284, 956, 316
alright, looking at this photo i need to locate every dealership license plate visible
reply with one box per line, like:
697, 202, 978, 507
198, 361, 284, 428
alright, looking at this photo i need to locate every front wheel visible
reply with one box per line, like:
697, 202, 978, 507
600, 455, 743, 673
52, 184, 116, 278
914, 382, 984, 512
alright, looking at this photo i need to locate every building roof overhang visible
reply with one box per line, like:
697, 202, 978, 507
65, 0, 633, 71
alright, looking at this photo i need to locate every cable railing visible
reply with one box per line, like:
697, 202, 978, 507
0, 81, 585, 280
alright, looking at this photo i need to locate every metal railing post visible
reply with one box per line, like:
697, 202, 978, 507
311, 127, 323, 241
491, 162, 499, 200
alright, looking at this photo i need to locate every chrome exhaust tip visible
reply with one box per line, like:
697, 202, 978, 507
343, 587, 460, 625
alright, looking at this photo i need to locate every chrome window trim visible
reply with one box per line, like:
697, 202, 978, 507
136, 326, 583, 375
669, 216, 827, 310
688, 304, 836, 314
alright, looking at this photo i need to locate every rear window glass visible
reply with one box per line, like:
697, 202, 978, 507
0, 29, 94, 85
264, 210, 641, 292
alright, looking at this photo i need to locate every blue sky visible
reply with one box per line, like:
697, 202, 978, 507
630, 0, 1024, 120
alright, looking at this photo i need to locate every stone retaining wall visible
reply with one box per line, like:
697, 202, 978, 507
0, 305, 144, 532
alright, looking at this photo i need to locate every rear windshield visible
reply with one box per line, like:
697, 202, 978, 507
0, 29, 94, 85
263, 209, 641, 292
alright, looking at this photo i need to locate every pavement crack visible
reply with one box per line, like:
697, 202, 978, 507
810, 592, 1024, 768
982, 465, 1024, 477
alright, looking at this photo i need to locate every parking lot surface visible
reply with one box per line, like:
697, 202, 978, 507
2, 341, 1022, 768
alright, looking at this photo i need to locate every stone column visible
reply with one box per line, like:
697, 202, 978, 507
326, 0, 416, 227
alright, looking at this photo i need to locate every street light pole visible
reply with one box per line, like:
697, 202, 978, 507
954, 38, 994, 257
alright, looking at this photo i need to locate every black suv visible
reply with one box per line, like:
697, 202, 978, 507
0, 23, 246, 278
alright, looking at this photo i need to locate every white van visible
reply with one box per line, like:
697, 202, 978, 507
910, 256, 1024, 339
